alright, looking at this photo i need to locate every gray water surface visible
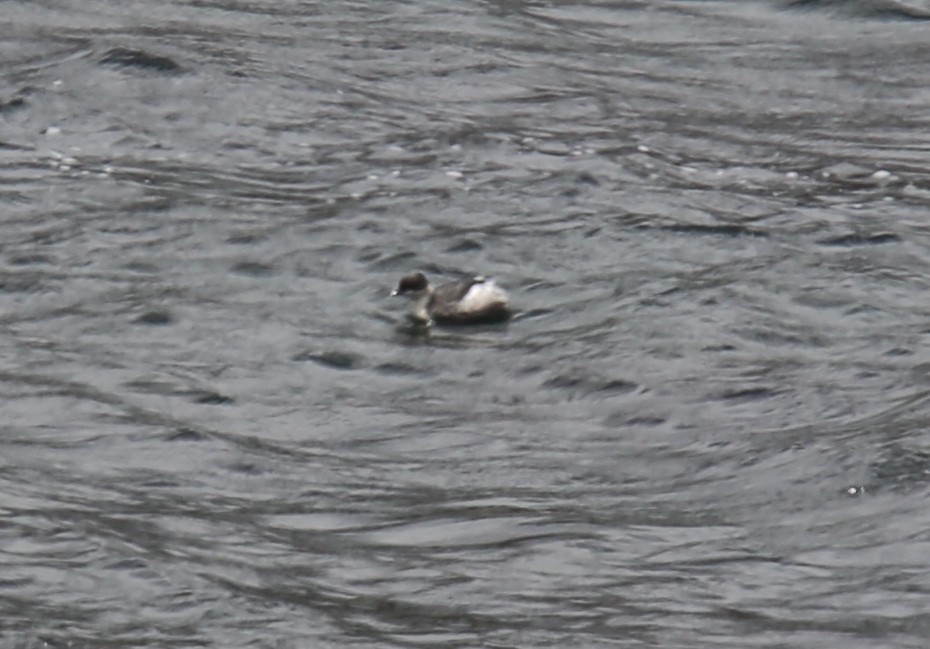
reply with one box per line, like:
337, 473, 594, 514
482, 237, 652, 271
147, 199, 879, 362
4, 1, 930, 647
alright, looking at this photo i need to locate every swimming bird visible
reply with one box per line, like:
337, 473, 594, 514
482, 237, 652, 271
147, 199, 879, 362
391, 272, 511, 325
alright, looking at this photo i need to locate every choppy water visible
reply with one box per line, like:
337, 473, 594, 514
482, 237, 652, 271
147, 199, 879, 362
4, 1, 930, 647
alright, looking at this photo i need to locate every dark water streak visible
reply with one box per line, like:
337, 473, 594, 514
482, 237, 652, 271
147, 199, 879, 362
3, 1, 930, 647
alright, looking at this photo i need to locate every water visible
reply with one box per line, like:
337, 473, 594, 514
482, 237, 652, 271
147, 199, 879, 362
3, 1, 930, 647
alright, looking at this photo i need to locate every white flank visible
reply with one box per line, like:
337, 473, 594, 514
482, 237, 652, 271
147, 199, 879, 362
457, 280, 508, 312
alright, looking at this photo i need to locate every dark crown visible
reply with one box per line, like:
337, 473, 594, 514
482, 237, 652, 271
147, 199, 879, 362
395, 272, 429, 294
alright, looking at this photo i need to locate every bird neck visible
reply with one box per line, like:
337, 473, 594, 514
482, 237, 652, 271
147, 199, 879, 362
411, 290, 432, 323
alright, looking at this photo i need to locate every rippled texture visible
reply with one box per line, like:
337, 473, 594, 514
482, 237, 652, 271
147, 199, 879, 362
4, 1, 930, 647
